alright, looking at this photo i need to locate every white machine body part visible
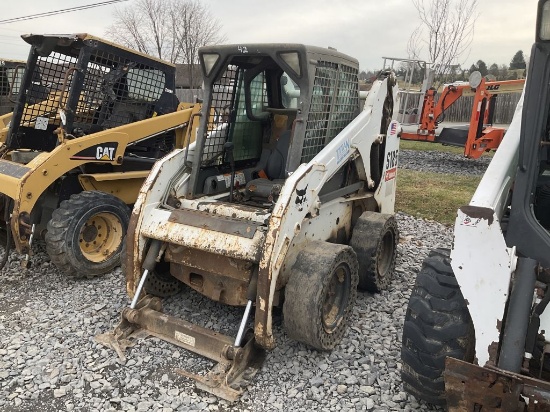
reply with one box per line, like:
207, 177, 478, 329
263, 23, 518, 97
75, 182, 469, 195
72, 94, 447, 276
449, 91, 550, 367
129, 74, 400, 345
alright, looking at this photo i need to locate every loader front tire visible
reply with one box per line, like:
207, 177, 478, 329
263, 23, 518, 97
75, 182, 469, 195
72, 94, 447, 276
283, 241, 358, 351
400, 248, 475, 406
350, 211, 398, 292
46, 191, 130, 278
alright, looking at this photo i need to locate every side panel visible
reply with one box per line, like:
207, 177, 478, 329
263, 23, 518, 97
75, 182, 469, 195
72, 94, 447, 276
374, 118, 400, 213
276, 199, 354, 288
78, 171, 150, 204
125, 146, 195, 296
451, 93, 524, 366
451, 209, 516, 366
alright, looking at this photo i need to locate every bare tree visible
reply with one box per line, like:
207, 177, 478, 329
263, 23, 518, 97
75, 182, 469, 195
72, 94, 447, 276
105, 0, 225, 86
409, 0, 478, 79
407, 26, 423, 61
106, 0, 172, 59
169, 1, 225, 88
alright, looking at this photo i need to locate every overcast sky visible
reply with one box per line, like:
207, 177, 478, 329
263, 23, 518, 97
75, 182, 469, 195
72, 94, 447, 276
0, 0, 539, 71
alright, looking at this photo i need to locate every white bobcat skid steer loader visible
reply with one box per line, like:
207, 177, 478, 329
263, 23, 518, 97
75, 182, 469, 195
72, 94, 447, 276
401, 1, 550, 410
99, 44, 401, 401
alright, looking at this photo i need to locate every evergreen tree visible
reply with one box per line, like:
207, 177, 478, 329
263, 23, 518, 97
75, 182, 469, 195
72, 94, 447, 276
510, 50, 526, 70
499, 64, 509, 80
476, 60, 488, 76
489, 63, 499, 79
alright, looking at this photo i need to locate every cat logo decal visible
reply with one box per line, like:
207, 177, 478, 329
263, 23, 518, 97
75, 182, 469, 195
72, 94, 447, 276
71, 142, 118, 161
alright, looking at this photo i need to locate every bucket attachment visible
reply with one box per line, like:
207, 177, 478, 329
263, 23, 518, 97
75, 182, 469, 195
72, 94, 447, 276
96, 295, 265, 402
445, 357, 550, 411
436, 126, 469, 147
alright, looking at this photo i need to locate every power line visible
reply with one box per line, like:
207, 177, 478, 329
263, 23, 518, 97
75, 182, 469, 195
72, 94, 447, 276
0, 0, 130, 25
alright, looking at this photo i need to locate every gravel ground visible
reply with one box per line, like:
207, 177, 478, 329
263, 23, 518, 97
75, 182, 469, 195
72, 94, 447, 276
0, 149, 479, 411
399, 149, 491, 175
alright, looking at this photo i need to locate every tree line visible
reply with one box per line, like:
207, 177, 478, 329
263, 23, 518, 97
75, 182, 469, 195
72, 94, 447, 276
358, 50, 528, 86
467, 50, 526, 81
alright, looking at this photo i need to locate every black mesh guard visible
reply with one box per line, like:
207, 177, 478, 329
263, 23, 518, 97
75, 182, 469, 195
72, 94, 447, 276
302, 62, 359, 163
12, 47, 169, 151
0, 62, 25, 116
201, 64, 266, 167
201, 64, 237, 166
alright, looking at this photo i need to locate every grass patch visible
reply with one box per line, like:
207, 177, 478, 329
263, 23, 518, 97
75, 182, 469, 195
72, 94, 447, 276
400, 139, 495, 157
396, 169, 481, 225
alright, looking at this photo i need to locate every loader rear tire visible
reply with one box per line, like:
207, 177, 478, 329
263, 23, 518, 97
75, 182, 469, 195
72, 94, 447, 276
143, 269, 183, 298
46, 191, 130, 278
283, 241, 358, 351
400, 248, 475, 406
350, 211, 398, 292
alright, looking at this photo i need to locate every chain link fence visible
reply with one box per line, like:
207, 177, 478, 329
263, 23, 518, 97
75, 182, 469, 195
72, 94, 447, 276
398, 91, 521, 125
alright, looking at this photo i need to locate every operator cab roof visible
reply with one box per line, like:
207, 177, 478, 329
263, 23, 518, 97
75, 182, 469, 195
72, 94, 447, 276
198, 43, 359, 79
0, 59, 26, 65
21, 33, 175, 68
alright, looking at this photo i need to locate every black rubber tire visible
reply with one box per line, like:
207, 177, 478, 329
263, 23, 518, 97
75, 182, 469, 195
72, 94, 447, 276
400, 248, 475, 406
350, 211, 399, 292
144, 269, 183, 298
46, 191, 130, 278
283, 241, 359, 351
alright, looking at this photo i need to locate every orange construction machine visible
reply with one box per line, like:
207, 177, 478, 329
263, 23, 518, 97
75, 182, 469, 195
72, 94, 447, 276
401, 72, 524, 158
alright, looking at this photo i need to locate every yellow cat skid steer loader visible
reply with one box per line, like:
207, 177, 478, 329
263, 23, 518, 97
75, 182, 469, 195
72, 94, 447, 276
0, 33, 200, 275
401, 1, 550, 410
98, 44, 401, 401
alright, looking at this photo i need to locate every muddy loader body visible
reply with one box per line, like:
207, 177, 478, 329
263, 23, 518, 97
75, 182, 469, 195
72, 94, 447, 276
100, 44, 402, 400
0, 33, 200, 275
401, 1, 550, 410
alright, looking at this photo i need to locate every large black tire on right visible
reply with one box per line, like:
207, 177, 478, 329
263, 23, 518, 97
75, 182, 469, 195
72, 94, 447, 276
401, 248, 475, 406
283, 241, 359, 351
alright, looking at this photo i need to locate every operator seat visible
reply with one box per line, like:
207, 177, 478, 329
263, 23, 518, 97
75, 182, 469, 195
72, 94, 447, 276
264, 130, 291, 180
245, 130, 291, 199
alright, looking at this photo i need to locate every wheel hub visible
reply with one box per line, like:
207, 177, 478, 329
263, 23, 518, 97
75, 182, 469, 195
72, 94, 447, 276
322, 264, 350, 333
81, 224, 99, 243
79, 212, 123, 263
